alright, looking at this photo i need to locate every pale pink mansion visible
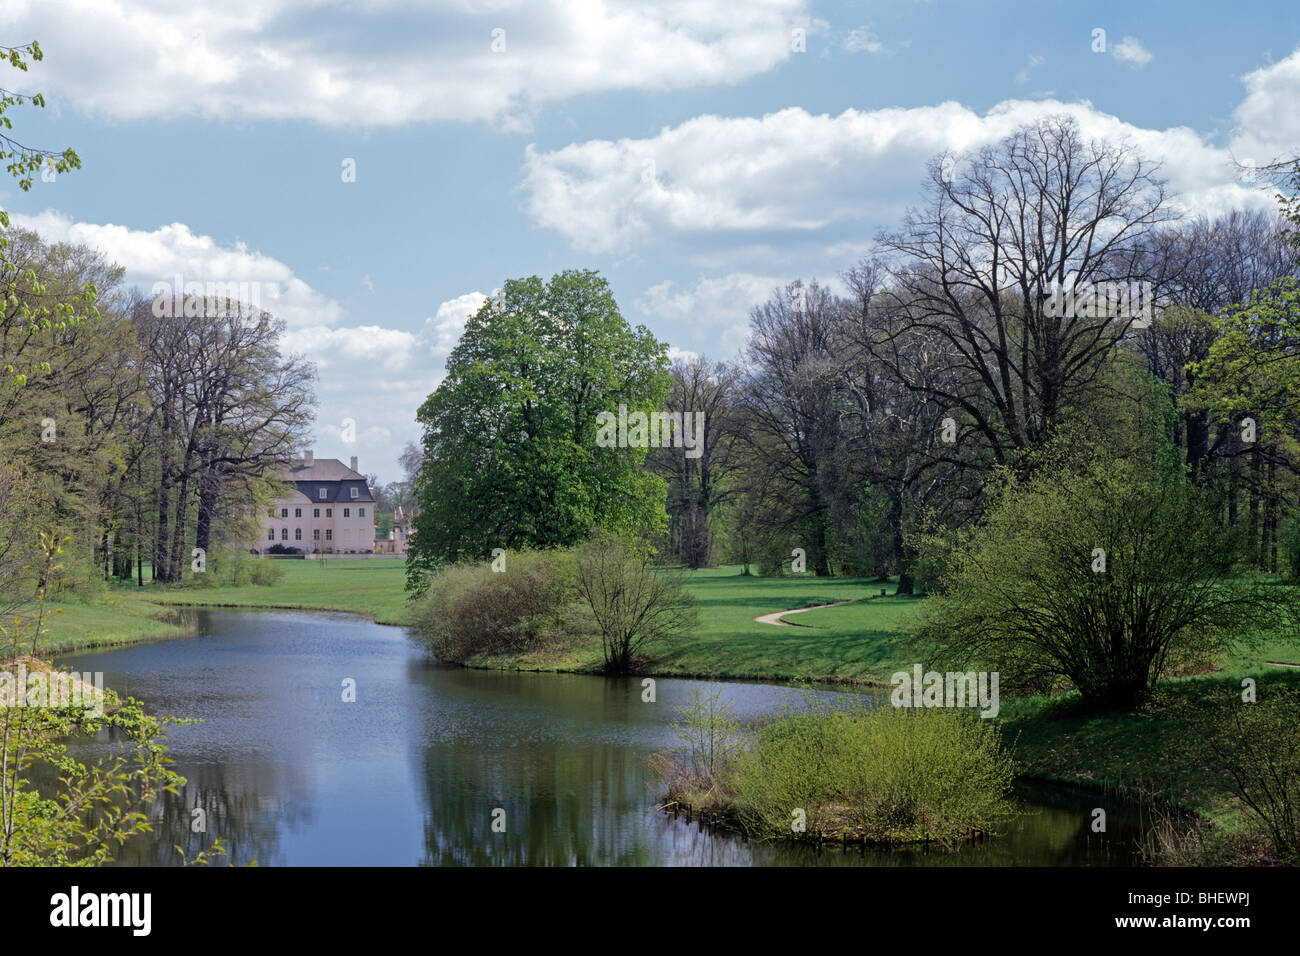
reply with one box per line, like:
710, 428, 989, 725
252, 451, 376, 554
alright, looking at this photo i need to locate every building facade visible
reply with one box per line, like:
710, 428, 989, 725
253, 451, 376, 554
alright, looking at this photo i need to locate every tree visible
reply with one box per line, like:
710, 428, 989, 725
573, 532, 698, 674
740, 279, 847, 575
645, 356, 743, 568
916, 436, 1300, 708
408, 270, 670, 588
869, 116, 1173, 467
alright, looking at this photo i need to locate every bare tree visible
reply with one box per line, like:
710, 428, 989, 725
646, 356, 743, 568
870, 116, 1174, 466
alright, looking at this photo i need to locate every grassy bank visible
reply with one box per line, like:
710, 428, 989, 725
447, 566, 923, 682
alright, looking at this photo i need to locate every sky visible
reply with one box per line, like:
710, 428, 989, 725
2, 0, 1299, 484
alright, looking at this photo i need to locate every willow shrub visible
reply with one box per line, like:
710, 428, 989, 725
408, 549, 581, 663
730, 703, 1017, 845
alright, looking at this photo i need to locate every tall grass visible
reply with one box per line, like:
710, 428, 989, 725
729, 703, 1018, 845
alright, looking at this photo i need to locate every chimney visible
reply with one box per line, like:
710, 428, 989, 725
304, 449, 314, 463
350, 455, 358, 473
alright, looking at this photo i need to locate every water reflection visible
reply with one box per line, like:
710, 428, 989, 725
58, 610, 1148, 866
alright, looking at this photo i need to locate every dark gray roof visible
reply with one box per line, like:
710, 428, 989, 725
282, 458, 374, 503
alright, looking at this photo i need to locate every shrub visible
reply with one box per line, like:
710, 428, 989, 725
1186, 689, 1300, 861
915, 444, 1300, 708
651, 684, 746, 805
573, 531, 698, 674
407, 549, 580, 663
196, 549, 285, 587
730, 702, 1017, 845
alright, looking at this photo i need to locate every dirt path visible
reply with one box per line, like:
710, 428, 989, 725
753, 600, 852, 627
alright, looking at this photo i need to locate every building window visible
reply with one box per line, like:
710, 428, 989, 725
350, 487, 358, 499
281, 508, 288, 518
313, 508, 320, 518
295, 508, 302, 518
319, 488, 327, 500
325, 529, 332, 541
326, 508, 332, 517
343, 508, 350, 518
359, 507, 366, 517
313, 529, 320, 540
295, 528, 302, 540
281, 528, 288, 540
267, 529, 274, 541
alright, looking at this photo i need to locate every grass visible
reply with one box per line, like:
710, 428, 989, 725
130, 557, 413, 625
27, 592, 193, 655
997, 667, 1300, 835
458, 566, 924, 682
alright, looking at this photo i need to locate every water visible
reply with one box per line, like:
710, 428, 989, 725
58, 609, 1151, 866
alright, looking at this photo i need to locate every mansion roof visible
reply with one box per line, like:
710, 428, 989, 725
280, 457, 375, 503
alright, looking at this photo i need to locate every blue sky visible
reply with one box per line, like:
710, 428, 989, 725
3, 0, 1299, 482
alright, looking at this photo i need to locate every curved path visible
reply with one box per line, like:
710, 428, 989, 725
753, 600, 852, 627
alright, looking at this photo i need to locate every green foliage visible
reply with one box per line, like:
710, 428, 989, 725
573, 531, 698, 674
1, 532, 221, 866
730, 702, 1017, 844
915, 437, 1300, 708
1183, 688, 1300, 861
194, 549, 285, 588
671, 684, 744, 788
407, 270, 671, 591
1282, 516, 1300, 582
408, 549, 581, 663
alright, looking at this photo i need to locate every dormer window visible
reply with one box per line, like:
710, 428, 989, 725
350, 487, 358, 499
319, 488, 328, 500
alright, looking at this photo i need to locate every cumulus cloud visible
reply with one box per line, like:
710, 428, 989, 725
636, 272, 786, 357
8, 207, 481, 479
1232, 46, 1300, 166
843, 27, 884, 55
1112, 36, 1154, 67
522, 95, 1282, 255
2, 0, 812, 129
8, 210, 348, 329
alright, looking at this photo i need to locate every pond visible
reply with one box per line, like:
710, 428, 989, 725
59, 609, 1152, 866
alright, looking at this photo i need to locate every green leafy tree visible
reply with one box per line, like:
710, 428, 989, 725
408, 270, 670, 588
916, 437, 1300, 708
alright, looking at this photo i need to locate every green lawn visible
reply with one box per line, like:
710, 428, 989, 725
999, 667, 1300, 833
32, 592, 191, 654
131, 557, 414, 625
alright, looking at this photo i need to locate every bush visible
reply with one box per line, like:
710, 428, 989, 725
915, 444, 1300, 708
730, 703, 1017, 845
265, 544, 300, 555
1186, 689, 1300, 861
194, 549, 285, 587
407, 549, 580, 663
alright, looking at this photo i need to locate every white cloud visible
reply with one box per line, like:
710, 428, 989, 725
8, 210, 347, 329
523, 97, 1280, 255
1016, 54, 1044, 85
422, 291, 490, 360
637, 272, 786, 356
843, 27, 883, 55
1232, 47, 1300, 165
7, 207, 483, 480
1112, 36, 1153, 67
2, 0, 813, 129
